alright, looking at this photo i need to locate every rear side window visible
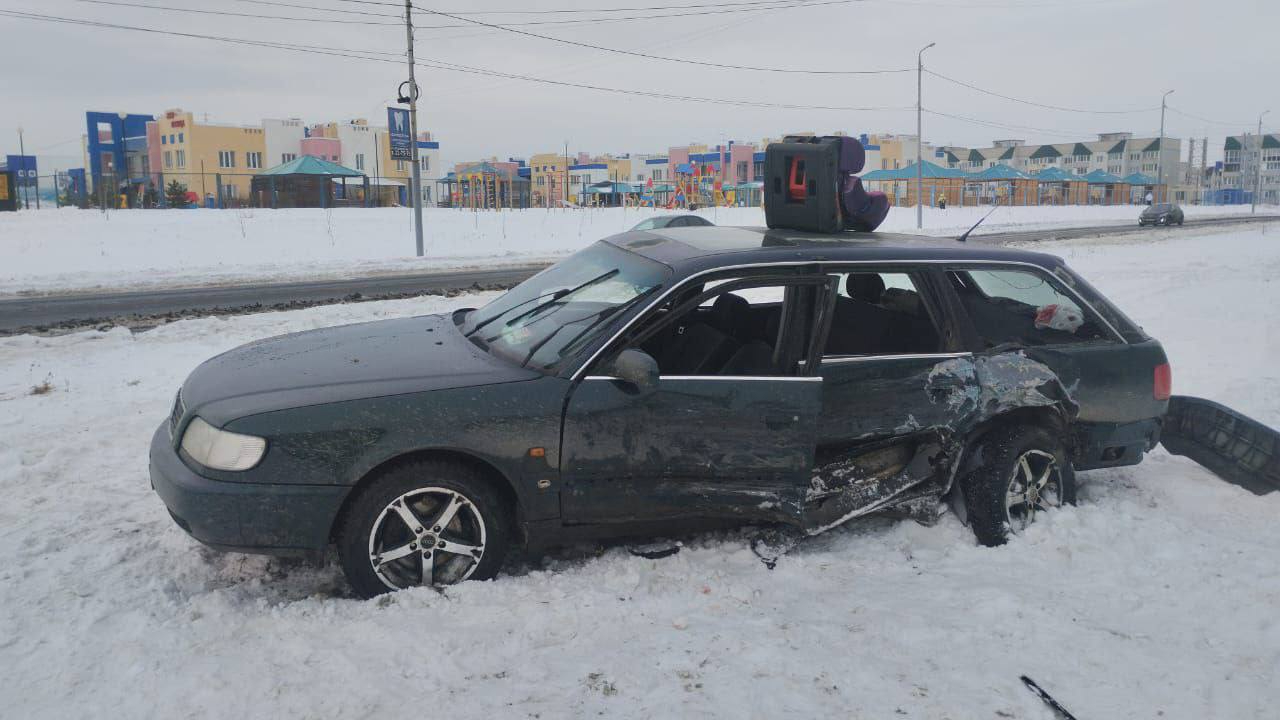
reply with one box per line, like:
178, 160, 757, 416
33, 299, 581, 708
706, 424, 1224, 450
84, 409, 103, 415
823, 271, 941, 356
949, 268, 1113, 347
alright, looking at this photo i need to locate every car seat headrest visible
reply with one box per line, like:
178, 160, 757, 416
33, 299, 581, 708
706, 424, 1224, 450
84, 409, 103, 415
845, 274, 886, 304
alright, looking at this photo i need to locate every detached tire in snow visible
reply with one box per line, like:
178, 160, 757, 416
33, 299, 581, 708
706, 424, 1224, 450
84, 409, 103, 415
336, 459, 512, 598
961, 425, 1076, 547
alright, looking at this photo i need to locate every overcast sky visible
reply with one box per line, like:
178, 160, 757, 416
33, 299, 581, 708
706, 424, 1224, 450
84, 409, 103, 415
3, 0, 1277, 172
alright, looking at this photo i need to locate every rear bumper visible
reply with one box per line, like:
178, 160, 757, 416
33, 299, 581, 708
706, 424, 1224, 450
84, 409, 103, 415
149, 424, 349, 555
1073, 418, 1162, 471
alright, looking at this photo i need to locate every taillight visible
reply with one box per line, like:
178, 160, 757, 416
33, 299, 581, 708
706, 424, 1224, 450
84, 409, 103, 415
1153, 363, 1172, 401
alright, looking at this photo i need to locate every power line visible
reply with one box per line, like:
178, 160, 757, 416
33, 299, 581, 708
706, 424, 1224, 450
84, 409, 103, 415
925, 70, 1157, 115
69, 0, 403, 25
234, 0, 402, 18
412, 3, 914, 74
74, 0, 877, 33
411, 1, 851, 30
1166, 106, 1254, 128
923, 109, 1099, 139
437, 0, 844, 14
0, 9, 913, 112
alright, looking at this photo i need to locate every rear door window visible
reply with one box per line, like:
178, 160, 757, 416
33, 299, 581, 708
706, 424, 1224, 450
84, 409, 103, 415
948, 267, 1113, 347
823, 271, 941, 356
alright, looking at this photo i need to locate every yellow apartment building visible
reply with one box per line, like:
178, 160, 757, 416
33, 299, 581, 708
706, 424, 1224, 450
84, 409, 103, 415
153, 109, 266, 203
528, 151, 570, 207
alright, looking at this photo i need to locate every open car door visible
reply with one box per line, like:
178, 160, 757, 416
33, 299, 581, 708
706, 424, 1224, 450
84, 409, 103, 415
559, 273, 834, 526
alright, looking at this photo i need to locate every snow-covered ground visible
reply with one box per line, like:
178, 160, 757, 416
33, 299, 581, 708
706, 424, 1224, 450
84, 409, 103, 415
1, 227, 1278, 718
0, 204, 1265, 296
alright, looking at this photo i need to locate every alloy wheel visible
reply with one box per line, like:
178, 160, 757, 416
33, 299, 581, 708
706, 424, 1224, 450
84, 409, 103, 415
367, 487, 487, 590
1003, 450, 1063, 532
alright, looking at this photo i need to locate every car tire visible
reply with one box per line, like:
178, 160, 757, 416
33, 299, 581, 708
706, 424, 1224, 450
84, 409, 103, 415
960, 425, 1076, 547
336, 459, 512, 598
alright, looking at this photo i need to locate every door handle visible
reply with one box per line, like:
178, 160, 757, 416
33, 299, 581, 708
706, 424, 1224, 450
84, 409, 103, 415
765, 414, 800, 430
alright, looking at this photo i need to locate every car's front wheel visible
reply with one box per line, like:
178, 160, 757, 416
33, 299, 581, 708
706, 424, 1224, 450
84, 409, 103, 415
960, 425, 1076, 546
336, 459, 511, 598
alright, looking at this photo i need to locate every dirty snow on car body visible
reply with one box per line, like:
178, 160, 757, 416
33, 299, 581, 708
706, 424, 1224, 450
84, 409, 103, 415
1, 227, 1279, 719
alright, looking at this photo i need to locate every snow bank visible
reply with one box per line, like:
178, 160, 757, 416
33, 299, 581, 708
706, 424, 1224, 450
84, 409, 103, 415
0, 228, 1278, 718
0, 204, 1261, 295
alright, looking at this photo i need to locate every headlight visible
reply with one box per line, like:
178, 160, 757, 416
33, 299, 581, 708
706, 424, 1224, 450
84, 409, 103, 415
180, 416, 267, 471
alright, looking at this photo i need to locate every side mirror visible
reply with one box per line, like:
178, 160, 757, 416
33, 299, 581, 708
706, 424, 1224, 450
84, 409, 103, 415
608, 349, 659, 394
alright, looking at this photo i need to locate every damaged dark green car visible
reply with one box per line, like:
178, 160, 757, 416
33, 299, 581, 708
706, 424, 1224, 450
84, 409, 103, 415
151, 226, 1173, 597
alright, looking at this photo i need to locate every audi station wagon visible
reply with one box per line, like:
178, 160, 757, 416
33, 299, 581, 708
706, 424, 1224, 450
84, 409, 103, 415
150, 223, 1170, 597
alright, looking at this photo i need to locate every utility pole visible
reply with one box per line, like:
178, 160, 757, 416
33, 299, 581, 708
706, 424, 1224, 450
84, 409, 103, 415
17, 127, 30, 210
916, 42, 935, 230
1157, 90, 1174, 202
404, 0, 425, 255
1253, 110, 1270, 214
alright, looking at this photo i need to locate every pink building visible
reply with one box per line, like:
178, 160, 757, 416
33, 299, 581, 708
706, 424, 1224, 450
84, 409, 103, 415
300, 137, 341, 163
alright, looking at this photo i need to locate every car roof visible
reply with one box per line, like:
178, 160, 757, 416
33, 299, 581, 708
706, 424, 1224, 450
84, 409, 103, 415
604, 225, 1066, 273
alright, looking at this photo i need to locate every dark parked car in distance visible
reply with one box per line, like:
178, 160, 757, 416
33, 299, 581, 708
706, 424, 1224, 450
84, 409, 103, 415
630, 214, 714, 231
151, 223, 1172, 597
1139, 203, 1184, 226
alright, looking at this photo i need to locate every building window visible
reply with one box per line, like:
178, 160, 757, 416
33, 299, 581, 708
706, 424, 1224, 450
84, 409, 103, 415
163, 151, 172, 169
161, 135, 167, 145
176, 150, 186, 169
218, 150, 235, 168
246, 152, 262, 169
420, 156, 429, 172
355, 153, 365, 171
223, 184, 237, 200
282, 153, 297, 164
178, 133, 183, 144
396, 160, 407, 172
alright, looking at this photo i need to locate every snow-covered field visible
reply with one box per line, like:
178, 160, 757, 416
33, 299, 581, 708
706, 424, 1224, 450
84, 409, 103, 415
0, 204, 1265, 296
1, 227, 1278, 718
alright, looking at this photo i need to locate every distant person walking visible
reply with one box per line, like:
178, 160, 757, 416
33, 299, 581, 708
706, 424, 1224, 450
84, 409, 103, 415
1145, 191, 1154, 205
938, 192, 948, 210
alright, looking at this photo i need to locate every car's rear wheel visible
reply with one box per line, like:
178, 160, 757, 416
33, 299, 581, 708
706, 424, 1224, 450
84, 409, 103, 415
336, 459, 511, 598
960, 425, 1076, 546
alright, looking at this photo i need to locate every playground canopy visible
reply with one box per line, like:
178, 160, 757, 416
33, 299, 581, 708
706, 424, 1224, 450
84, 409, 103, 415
250, 156, 365, 208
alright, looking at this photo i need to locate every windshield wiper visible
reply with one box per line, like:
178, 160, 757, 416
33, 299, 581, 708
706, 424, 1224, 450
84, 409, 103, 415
465, 289, 567, 338
551, 287, 659, 364
522, 286, 660, 369
501, 269, 619, 329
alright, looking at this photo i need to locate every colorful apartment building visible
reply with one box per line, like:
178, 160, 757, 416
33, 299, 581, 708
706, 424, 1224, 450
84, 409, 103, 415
84, 111, 155, 198
528, 152, 570, 207
149, 108, 267, 203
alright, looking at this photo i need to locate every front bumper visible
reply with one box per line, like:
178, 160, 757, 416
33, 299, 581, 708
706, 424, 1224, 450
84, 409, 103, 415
149, 424, 349, 555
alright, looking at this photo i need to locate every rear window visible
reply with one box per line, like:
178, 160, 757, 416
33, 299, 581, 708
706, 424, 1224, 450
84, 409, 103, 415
949, 268, 1115, 347
1051, 266, 1147, 342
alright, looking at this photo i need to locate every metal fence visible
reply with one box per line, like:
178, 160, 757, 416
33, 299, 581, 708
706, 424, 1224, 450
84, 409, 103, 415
8, 171, 1269, 211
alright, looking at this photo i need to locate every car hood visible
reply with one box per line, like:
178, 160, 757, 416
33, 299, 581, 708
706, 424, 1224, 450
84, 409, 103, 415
1141, 208, 1169, 216
181, 313, 540, 425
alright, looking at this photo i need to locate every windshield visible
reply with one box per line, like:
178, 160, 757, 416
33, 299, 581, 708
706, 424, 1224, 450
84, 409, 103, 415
462, 242, 670, 371
1149, 204, 1172, 212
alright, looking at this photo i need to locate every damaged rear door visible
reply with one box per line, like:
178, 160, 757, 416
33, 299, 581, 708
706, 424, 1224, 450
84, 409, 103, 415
559, 272, 831, 526
801, 267, 977, 532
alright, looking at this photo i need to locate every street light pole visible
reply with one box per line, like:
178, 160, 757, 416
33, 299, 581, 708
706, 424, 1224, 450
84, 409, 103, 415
17, 126, 30, 210
916, 42, 935, 230
1157, 89, 1174, 202
404, 0, 425, 256
1253, 110, 1270, 214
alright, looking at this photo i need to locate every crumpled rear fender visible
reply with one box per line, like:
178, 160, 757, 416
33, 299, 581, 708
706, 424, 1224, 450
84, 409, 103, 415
803, 350, 1078, 534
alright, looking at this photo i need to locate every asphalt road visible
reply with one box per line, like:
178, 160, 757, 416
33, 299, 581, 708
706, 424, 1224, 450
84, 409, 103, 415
3, 214, 1277, 334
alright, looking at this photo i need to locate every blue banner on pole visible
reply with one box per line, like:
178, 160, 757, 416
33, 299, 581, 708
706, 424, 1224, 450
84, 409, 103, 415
387, 108, 411, 161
